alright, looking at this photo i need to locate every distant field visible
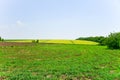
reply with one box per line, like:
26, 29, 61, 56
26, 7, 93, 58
5, 39, 98, 45
0, 43, 120, 80
5, 39, 33, 42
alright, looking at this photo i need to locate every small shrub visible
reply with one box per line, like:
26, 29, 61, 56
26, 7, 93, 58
106, 32, 120, 49
32, 40, 36, 43
32, 40, 39, 43
36, 40, 39, 43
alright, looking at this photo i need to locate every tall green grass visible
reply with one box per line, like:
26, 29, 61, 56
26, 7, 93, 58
0, 44, 120, 80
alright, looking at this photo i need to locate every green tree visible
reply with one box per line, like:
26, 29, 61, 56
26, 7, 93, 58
0, 37, 4, 41
0, 37, 1, 41
106, 32, 120, 49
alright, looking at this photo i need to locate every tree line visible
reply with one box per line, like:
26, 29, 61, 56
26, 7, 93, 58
76, 36, 106, 45
76, 32, 120, 49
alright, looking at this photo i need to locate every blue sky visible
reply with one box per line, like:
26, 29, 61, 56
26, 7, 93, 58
0, 0, 120, 39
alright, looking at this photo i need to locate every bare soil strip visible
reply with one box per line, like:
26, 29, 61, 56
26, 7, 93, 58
0, 42, 34, 46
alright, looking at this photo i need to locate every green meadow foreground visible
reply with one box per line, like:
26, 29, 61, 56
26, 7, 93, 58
0, 41, 120, 80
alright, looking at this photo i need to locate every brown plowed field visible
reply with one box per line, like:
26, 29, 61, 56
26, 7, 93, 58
0, 42, 34, 46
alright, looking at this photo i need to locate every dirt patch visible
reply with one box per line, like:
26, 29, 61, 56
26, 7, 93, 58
59, 74, 67, 80
0, 42, 34, 47
59, 74, 92, 80
0, 76, 7, 80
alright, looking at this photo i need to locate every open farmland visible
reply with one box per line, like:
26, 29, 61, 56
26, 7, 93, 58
6, 39, 98, 45
39, 40, 98, 45
0, 42, 120, 80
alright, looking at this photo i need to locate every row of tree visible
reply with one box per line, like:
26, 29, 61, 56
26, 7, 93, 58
76, 36, 106, 45
76, 32, 120, 49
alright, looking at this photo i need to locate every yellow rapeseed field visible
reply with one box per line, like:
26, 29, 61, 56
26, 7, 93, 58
6, 39, 98, 45
39, 40, 98, 45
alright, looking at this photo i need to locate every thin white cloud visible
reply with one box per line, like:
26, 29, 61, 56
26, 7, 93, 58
16, 20, 24, 26
0, 20, 24, 28
13, 20, 25, 27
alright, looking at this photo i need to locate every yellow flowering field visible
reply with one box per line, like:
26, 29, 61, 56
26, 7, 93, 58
6, 39, 98, 45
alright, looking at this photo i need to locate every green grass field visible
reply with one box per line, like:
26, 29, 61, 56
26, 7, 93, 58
0, 43, 120, 80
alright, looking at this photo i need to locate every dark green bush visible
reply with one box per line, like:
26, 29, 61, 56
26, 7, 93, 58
32, 40, 36, 43
0, 37, 4, 41
106, 32, 120, 49
32, 40, 39, 43
36, 40, 39, 43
